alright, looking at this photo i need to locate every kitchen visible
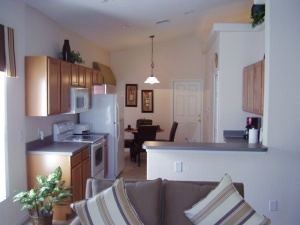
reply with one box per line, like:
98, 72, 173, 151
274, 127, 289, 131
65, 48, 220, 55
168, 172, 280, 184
25, 56, 124, 220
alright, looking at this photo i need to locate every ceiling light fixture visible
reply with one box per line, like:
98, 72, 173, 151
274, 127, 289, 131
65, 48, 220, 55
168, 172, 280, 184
144, 35, 160, 85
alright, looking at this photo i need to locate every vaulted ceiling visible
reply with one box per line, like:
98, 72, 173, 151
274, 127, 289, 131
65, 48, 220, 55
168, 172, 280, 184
24, 0, 252, 51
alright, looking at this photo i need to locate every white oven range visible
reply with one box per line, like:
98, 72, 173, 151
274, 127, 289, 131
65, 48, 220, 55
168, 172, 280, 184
53, 121, 106, 178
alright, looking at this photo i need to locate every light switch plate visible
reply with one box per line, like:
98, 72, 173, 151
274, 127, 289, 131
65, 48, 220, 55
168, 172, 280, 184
174, 161, 183, 173
269, 200, 278, 211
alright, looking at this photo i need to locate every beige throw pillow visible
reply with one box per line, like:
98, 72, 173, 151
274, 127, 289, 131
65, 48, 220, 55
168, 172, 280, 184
71, 178, 144, 225
185, 174, 271, 225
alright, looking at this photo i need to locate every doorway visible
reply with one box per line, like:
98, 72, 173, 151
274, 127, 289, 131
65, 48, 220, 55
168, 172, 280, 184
173, 80, 202, 142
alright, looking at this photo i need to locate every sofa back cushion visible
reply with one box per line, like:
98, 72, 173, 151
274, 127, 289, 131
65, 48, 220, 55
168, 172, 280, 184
163, 180, 244, 225
126, 179, 162, 225
88, 178, 162, 225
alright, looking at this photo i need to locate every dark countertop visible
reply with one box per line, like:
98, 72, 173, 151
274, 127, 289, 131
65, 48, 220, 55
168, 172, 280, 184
27, 142, 90, 156
143, 141, 267, 152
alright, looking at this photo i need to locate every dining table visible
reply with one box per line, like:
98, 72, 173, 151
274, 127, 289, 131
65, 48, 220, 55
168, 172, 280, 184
124, 127, 164, 133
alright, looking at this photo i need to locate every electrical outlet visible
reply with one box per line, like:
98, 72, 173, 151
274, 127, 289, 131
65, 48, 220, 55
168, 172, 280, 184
174, 161, 183, 173
269, 200, 278, 212
38, 128, 44, 140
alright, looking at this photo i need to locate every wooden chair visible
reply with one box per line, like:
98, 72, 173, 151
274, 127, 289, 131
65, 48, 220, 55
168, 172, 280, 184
127, 119, 153, 161
133, 125, 159, 166
136, 119, 153, 128
156, 121, 178, 142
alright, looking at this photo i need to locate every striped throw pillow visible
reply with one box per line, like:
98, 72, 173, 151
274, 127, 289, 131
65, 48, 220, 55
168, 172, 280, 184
72, 178, 144, 225
184, 174, 271, 225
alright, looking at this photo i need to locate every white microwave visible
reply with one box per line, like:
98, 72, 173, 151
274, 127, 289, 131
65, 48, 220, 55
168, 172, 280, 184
69, 87, 90, 114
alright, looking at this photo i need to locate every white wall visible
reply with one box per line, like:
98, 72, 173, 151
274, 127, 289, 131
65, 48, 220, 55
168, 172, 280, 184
24, 5, 110, 142
216, 29, 265, 142
148, 0, 300, 224
110, 35, 204, 141
0, 1, 109, 225
262, 0, 300, 223
146, 148, 294, 224
202, 34, 219, 142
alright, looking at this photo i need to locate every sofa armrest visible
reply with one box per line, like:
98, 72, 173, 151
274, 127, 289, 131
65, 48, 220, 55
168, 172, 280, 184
70, 216, 81, 225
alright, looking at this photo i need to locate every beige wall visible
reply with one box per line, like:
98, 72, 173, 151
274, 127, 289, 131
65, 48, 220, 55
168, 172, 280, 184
0, 1, 109, 225
110, 35, 204, 140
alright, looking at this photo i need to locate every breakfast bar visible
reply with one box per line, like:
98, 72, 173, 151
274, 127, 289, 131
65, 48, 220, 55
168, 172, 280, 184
143, 141, 268, 181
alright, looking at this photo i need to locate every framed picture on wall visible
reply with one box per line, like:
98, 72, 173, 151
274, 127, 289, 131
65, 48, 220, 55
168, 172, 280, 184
141, 90, 154, 113
125, 84, 138, 107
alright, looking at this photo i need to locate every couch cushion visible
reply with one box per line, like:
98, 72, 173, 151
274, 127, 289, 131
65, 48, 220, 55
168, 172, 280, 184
90, 178, 162, 225
184, 174, 270, 225
163, 180, 214, 225
72, 178, 144, 225
126, 179, 162, 225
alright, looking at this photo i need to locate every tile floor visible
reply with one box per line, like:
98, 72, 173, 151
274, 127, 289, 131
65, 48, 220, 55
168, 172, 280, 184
119, 150, 147, 180
23, 150, 146, 225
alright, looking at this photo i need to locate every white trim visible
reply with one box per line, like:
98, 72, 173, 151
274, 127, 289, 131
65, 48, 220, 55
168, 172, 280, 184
0, 74, 7, 202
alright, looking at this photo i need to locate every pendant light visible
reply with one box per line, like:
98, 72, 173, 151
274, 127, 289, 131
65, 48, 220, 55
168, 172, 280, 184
144, 35, 160, 84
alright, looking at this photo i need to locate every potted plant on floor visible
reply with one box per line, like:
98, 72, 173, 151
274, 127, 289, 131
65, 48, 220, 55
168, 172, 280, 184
13, 167, 71, 225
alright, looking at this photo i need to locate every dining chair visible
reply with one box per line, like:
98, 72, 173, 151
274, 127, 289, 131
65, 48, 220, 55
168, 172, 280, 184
156, 121, 178, 142
136, 119, 153, 128
125, 119, 153, 162
133, 125, 159, 166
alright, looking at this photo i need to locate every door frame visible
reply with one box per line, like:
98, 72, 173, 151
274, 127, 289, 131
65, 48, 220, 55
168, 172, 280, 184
172, 79, 203, 142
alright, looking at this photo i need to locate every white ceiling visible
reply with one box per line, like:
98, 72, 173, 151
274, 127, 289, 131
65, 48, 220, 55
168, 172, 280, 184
24, 0, 252, 51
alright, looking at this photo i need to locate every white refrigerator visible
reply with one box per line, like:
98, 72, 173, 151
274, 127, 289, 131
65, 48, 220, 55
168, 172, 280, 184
80, 93, 125, 179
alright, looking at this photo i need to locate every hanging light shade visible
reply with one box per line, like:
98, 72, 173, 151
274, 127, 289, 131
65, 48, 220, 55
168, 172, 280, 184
144, 35, 160, 84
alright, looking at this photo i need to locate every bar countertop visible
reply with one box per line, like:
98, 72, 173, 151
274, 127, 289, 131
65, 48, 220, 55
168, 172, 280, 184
143, 141, 267, 152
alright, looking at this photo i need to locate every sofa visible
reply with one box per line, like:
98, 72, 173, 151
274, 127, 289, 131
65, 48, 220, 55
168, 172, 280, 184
70, 178, 244, 225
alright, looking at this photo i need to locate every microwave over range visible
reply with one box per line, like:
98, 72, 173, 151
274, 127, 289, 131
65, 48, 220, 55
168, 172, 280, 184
69, 87, 89, 114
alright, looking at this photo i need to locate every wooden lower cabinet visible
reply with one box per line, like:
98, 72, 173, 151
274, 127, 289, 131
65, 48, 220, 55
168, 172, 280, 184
82, 157, 91, 196
27, 147, 91, 220
71, 163, 83, 203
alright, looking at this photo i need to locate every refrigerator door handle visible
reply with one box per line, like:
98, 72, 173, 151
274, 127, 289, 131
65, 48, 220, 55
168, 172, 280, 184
116, 103, 120, 141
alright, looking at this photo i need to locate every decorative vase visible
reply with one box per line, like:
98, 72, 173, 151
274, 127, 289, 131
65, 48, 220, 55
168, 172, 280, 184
30, 214, 53, 225
62, 39, 71, 62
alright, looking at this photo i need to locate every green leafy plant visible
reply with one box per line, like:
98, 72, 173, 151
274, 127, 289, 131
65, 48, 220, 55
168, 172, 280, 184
251, 4, 265, 27
13, 167, 71, 217
69, 50, 85, 64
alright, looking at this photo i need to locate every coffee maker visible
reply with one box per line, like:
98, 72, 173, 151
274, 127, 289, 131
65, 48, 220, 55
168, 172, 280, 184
244, 117, 261, 139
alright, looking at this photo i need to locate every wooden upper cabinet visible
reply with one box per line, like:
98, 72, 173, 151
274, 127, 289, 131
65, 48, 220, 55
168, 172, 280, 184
92, 70, 103, 85
26, 56, 104, 116
253, 61, 263, 114
60, 61, 71, 113
78, 66, 86, 87
71, 64, 79, 86
26, 56, 62, 116
242, 66, 248, 111
85, 68, 93, 89
85, 68, 93, 108
242, 60, 264, 115
47, 58, 61, 115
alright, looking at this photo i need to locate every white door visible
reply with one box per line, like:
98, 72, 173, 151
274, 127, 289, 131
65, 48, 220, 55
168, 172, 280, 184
173, 80, 202, 142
